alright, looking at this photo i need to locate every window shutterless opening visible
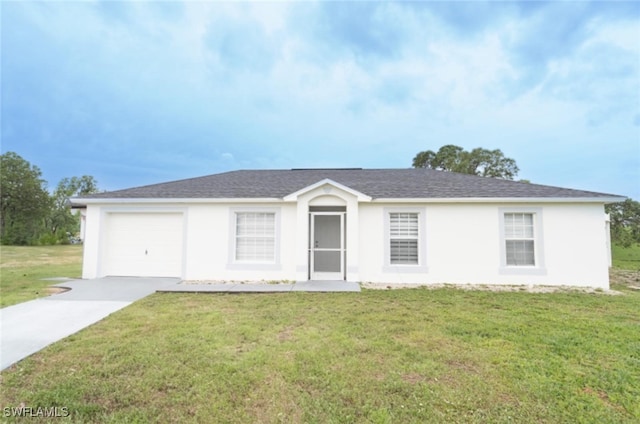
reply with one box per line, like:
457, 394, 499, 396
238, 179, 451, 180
499, 208, 546, 276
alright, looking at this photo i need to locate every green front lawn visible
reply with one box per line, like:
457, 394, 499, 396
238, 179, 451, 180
0, 245, 83, 307
1, 244, 639, 422
2, 287, 639, 422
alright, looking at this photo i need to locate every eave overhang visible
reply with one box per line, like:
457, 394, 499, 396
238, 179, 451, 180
69, 197, 285, 206
70, 195, 625, 206
369, 196, 626, 204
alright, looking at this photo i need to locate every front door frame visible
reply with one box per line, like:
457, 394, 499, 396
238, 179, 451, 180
309, 212, 345, 280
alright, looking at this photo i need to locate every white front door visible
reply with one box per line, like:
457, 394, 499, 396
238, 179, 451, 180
310, 213, 344, 280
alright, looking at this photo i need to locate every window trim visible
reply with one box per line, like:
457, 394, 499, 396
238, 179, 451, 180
383, 207, 428, 273
498, 207, 546, 275
227, 208, 281, 271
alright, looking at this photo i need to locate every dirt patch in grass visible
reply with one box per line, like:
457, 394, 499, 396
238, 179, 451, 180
446, 358, 480, 374
401, 373, 427, 385
610, 268, 640, 289
43, 287, 70, 295
277, 326, 295, 342
362, 282, 623, 295
361, 267, 640, 295
581, 386, 627, 414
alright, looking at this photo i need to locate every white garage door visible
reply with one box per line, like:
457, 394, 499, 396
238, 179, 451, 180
102, 212, 184, 277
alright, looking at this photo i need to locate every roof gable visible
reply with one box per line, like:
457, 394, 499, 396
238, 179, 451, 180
283, 178, 372, 202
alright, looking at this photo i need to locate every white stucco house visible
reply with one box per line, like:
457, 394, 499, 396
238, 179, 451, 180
71, 168, 624, 289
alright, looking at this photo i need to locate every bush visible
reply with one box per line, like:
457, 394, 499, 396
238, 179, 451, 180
35, 233, 62, 246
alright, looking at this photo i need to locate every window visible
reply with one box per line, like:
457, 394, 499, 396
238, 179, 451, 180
235, 212, 275, 262
383, 208, 428, 273
504, 213, 535, 266
389, 212, 419, 265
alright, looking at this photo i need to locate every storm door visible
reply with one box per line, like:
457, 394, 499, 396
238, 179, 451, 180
310, 213, 345, 280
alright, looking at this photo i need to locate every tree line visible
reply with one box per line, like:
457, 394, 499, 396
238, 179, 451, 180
0, 152, 98, 245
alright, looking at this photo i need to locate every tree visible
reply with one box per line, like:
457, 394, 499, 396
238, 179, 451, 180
412, 144, 519, 180
0, 152, 51, 245
606, 199, 640, 248
47, 176, 99, 242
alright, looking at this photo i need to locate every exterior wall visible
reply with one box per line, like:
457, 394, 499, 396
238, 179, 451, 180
82, 199, 610, 289
540, 204, 609, 288
358, 202, 609, 289
81, 205, 102, 279
183, 202, 298, 281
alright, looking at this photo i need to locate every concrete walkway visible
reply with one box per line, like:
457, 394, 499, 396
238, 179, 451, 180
0, 277, 179, 371
158, 280, 361, 293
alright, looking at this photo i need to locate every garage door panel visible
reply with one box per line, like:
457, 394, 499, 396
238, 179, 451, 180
103, 213, 183, 277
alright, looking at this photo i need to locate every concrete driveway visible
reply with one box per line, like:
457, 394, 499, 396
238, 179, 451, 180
0, 277, 179, 371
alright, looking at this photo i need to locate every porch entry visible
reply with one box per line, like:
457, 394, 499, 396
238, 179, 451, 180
310, 210, 345, 280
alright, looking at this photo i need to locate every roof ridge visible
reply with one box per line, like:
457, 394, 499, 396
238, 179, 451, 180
291, 167, 363, 171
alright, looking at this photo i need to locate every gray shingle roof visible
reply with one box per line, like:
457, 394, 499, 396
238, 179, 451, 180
78, 168, 623, 201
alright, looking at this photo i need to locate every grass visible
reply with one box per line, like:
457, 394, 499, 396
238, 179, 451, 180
0, 245, 83, 307
612, 243, 640, 270
0, 244, 639, 422
1, 289, 639, 423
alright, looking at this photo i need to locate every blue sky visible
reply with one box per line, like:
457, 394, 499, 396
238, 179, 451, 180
2, 1, 639, 198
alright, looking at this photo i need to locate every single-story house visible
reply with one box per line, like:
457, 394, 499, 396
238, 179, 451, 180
71, 168, 625, 289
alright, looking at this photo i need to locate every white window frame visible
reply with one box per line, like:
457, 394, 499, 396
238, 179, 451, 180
227, 208, 281, 271
504, 212, 535, 266
389, 212, 419, 265
383, 208, 428, 273
499, 207, 546, 275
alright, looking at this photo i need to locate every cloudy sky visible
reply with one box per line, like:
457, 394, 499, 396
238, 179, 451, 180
2, 1, 639, 198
